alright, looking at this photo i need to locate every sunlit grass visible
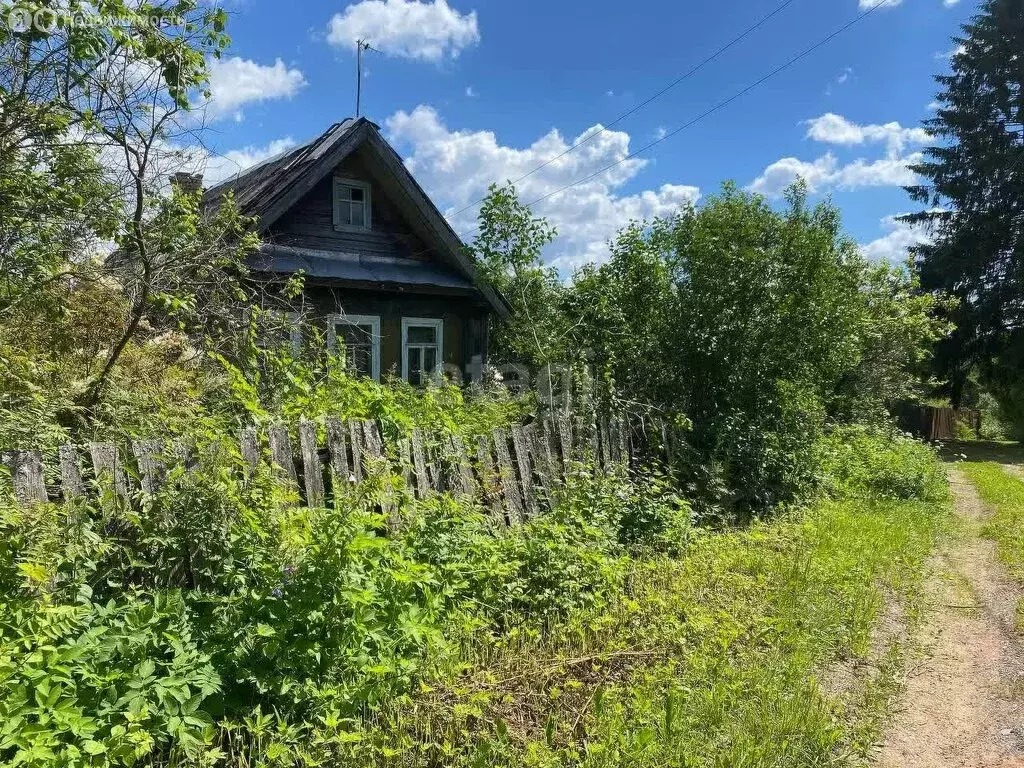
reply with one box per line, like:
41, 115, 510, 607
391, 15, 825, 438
961, 462, 1024, 581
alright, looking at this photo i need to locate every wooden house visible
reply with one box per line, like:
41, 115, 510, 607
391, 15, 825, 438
202, 117, 509, 384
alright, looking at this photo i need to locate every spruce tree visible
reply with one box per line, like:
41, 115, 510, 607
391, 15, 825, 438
905, 0, 1024, 413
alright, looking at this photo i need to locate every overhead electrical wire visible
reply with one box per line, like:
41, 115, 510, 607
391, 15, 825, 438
448, 0, 800, 218
521, 0, 895, 211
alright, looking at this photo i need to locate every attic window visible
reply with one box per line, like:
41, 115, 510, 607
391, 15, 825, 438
333, 177, 371, 230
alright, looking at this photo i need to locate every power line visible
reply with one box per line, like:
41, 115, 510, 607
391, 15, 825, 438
449, 0, 799, 219
522, 0, 893, 212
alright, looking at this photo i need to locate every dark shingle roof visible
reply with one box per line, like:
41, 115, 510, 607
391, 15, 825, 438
203, 119, 359, 219
202, 117, 511, 318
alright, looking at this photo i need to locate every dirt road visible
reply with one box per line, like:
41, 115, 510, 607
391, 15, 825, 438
876, 468, 1024, 767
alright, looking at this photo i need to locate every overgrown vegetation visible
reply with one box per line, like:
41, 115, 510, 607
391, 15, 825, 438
0, 429, 948, 766
0, 1, 975, 765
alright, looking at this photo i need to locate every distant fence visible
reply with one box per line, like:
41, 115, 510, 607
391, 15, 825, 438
0, 413, 680, 526
891, 401, 982, 442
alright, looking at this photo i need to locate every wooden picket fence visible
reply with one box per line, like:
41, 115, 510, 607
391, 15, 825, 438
1, 412, 679, 527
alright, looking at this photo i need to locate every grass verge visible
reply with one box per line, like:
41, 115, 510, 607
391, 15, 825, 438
327, 496, 947, 767
960, 461, 1024, 582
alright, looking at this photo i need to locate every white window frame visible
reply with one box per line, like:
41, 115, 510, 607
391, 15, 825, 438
327, 314, 381, 381
401, 317, 444, 385
332, 177, 372, 232
255, 310, 302, 352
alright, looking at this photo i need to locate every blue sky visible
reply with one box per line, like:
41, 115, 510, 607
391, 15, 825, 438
196, 0, 973, 269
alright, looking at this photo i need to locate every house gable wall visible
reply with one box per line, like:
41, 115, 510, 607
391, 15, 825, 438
266, 148, 435, 262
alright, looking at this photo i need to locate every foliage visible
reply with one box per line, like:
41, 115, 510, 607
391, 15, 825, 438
904, 0, 1024, 430
568, 183, 945, 515
471, 183, 573, 367
0, 430, 695, 765
816, 425, 949, 503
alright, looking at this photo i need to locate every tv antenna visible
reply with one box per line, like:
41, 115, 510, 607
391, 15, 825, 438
355, 39, 379, 117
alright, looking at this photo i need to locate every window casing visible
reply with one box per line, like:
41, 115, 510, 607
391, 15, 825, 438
333, 177, 371, 231
328, 314, 381, 381
255, 310, 302, 352
401, 318, 443, 385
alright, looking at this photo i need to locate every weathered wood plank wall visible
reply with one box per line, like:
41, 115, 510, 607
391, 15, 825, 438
0, 413, 678, 526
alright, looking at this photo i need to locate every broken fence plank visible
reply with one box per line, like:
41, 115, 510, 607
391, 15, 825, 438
2, 449, 49, 505
492, 428, 524, 525
299, 420, 325, 508
477, 434, 505, 525
89, 443, 129, 502
348, 420, 363, 483
132, 440, 167, 496
510, 425, 538, 518
325, 416, 351, 484
529, 424, 555, 503
556, 415, 574, 469
240, 429, 261, 475
410, 428, 431, 498
59, 444, 85, 501
447, 434, 477, 497
267, 425, 298, 487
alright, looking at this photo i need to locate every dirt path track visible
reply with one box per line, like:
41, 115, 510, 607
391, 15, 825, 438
876, 469, 1024, 768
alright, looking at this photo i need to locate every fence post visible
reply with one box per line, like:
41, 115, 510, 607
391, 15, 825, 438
2, 450, 48, 506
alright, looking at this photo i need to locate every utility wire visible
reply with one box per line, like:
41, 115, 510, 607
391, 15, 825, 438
448, 0, 799, 218
522, 0, 893, 211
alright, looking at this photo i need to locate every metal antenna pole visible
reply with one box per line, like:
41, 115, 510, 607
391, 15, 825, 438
356, 39, 364, 117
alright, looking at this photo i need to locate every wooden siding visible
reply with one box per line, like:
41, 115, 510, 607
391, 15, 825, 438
268, 149, 433, 261
301, 287, 488, 378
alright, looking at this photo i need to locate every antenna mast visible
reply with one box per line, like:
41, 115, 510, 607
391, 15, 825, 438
356, 39, 375, 117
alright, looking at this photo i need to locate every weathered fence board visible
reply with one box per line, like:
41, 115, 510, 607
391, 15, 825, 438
59, 443, 85, 501
299, 420, 325, 508
2, 409, 679, 524
2, 450, 48, 505
268, 426, 298, 487
89, 443, 128, 502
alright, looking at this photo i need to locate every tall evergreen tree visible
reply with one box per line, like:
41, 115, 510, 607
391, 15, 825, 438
905, 0, 1024, 413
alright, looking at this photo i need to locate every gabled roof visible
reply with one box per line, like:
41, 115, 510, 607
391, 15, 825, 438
204, 117, 510, 319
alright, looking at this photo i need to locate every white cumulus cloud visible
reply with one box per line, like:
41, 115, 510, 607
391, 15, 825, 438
859, 214, 933, 262
748, 151, 922, 198
204, 57, 306, 122
860, 0, 902, 9
327, 0, 480, 61
384, 105, 699, 269
804, 113, 929, 156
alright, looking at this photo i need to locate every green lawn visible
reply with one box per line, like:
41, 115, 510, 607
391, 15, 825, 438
346, 496, 949, 767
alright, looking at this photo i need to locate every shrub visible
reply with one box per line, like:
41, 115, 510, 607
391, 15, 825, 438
816, 425, 947, 503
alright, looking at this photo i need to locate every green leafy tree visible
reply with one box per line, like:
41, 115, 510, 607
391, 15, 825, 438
571, 183, 945, 514
904, 0, 1024, 427
471, 183, 572, 367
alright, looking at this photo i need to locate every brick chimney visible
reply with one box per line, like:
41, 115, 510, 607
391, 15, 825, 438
170, 172, 204, 195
